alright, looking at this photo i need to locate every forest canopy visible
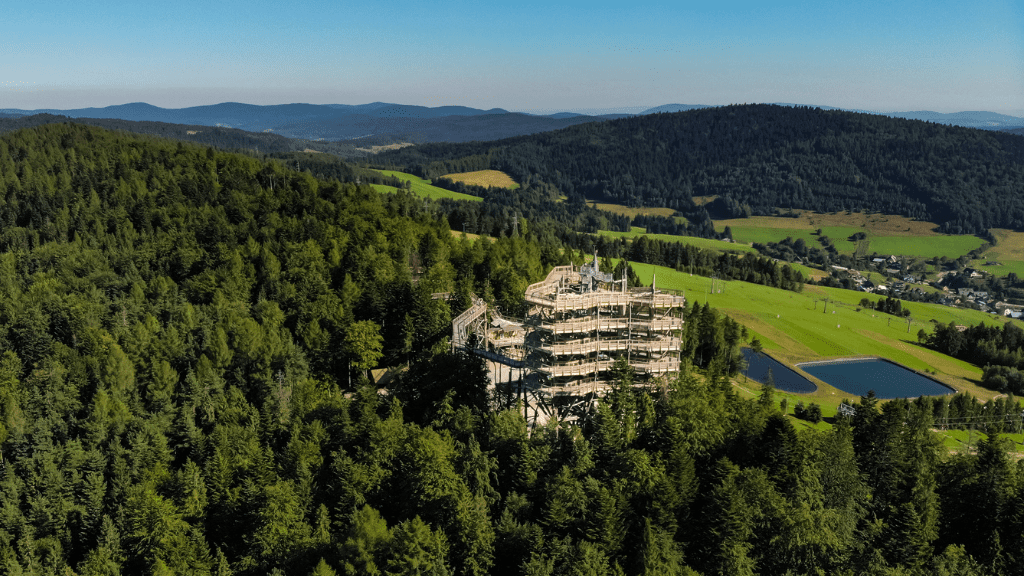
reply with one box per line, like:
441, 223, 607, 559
373, 104, 1024, 235
0, 123, 1022, 575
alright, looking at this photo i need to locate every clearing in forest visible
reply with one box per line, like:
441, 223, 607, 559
591, 202, 677, 219
371, 169, 482, 202
355, 142, 414, 154
441, 170, 520, 189
715, 210, 985, 258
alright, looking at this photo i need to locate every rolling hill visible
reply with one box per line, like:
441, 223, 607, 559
0, 102, 626, 143
373, 104, 1024, 235
6, 101, 1019, 145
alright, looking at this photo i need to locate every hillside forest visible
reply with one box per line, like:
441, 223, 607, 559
373, 104, 1024, 235
1, 123, 1024, 576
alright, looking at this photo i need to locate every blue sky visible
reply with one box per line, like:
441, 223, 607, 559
4, 0, 1022, 115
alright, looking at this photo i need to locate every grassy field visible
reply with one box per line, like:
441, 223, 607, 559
598, 225, 815, 276
441, 169, 520, 189
723, 224, 861, 252
867, 235, 986, 258
621, 259, 1013, 404
598, 228, 818, 279
714, 211, 985, 259
598, 228, 759, 254
371, 170, 482, 202
448, 230, 498, 243
970, 228, 1024, 278
355, 142, 414, 154
592, 202, 677, 219
717, 210, 941, 236
611, 248, 1020, 453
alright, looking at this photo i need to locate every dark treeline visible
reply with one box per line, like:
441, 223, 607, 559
630, 213, 691, 236
922, 392, 1024, 434
271, 151, 408, 188
373, 104, 1024, 234
440, 185, 636, 239
925, 321, 1024, 394
754, 235, 860, 270
575, 234, 806, 292
2, 122, 1024, 575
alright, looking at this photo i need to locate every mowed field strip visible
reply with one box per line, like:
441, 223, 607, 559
591, 202, 677, 219
598, 228, 759, 254
619, 259, 1012, 403
371, 169, 482, 202
441, 169, 520, 189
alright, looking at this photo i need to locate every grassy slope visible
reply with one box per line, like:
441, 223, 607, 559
371, 169, 483, 202
599, 228, 819, 280
591, 202, 677, 219
603, 210, 1015, 452
630, 260, 1024, 452
441, 169, 520, 189
598, 228, 758, 254
715, 212, 986, 258
624, 260, 1011, 404
972, 228, 1024, 277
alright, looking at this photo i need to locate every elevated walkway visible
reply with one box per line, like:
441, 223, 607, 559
536, 316, 683, 334
538, 358, 680, 378
526, 290, 686, 311
451, 297, 488, 350
536, 336, 680, 357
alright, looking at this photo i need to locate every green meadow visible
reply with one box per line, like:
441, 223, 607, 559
625, 259, 1024, 452
714, 212, 986, 260
724, 225, 861, 253
620, 259, 1011, 403
371, 169, 483, 202
722, 225, 985, 258
598, 228, 759, 254
971, 228, 1024, 277
867, 235, 986, 258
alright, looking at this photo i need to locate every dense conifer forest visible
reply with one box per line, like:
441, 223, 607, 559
2, 123, 1024, 575
373, 104, 1024, 234
0, 114, 382, 158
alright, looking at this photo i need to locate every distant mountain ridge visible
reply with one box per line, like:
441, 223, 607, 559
2, 101, 1022, 142
0, 102, 630, 143
885, 110, 1024, 128
640, 104, 714, 114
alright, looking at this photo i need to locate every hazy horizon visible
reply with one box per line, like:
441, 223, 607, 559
8, 99, 1024, 118
5, 0, 1022, 116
